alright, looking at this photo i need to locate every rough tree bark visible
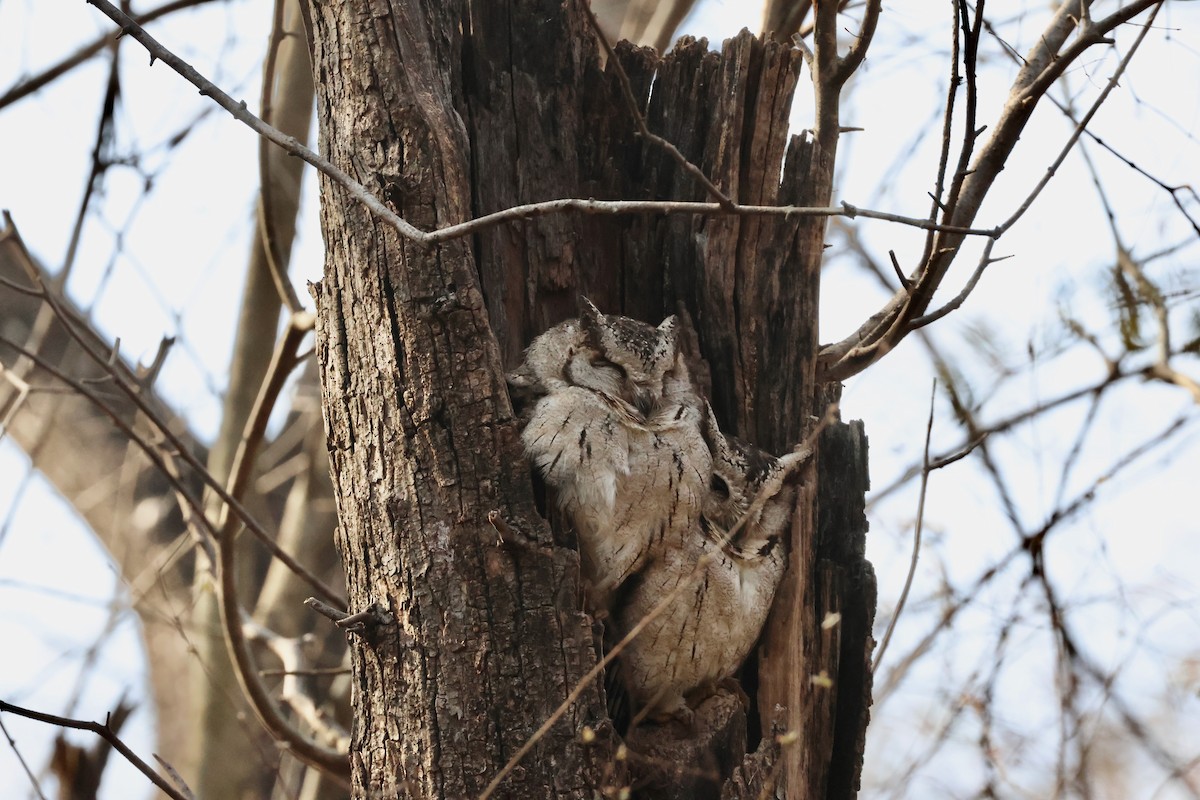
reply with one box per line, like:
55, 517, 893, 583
309, 1, 872, 797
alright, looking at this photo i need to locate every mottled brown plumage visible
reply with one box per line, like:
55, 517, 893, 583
517, 300, 709, 611
514, 303, 810, 727
613, 403, 811, 724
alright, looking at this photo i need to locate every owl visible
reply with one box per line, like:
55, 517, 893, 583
509, 298, 681, 410
516, 300, 710, 612
612, 403, 811, 725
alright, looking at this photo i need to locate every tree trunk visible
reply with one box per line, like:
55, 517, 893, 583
309, 2, 873, 796
308, 2, 608, 796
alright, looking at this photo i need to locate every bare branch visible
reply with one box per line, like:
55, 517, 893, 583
255, 0, 306, 315
873, 381, 936, 672
1078, 128, 1200, 240
152, 755, 196, 800
84, 0, 992, 262
244, 621, 352, 752
217, 312, 314, 533
995, 2, 1163, 235
0, 715, 48, 800
59, 38, 120, 285
1067, 109, 1200, 405
906, 239, 1009, 330
925, 0, 963, 245
819, 0, 1166, 381
0, 0, 218, 111
214, 311, 350, 776
833, 0, 882, 87
84, 0, 427, 241
427, 197, 996, 245
0, 258, 345, 605
0, 699, 191, 800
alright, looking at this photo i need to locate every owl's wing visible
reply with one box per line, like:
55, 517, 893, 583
724, 445, 813, 548
521, 386, 632, 516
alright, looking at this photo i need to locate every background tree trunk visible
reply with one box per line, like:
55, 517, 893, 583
0, 228, 203, 773
310, 1, 872, 797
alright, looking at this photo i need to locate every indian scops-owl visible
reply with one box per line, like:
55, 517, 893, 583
613, 403, 811, 724
516, 300, 711, 612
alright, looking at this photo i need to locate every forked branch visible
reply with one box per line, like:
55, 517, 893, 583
818, 0, 1165, 381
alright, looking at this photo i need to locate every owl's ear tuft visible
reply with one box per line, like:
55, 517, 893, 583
657, 315, 680, 356
700, 398, 723, 451
579, 296, 604, 348
578, 296, 603, 323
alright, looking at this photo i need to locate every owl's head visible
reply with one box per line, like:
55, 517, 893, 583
568, 297, 681, 416
702, 402, 805, 553
704, 405, 774, 530
508, 318, 584, 396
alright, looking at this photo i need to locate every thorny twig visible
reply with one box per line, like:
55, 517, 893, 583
83, 0, 997, 253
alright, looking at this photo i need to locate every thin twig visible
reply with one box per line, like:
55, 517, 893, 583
84, 0, 997, 251
85, 0, 426, 241
0, 715, 48, 800
215, 311, 349, 776
428, 198, 997, 244
0, 222, 345, 604
58, 35, 120, 286
255, 0, 305, 314
833, 0, 882, 87
995, 2, 1163, 235
0, 0, 218, 110
479, 548, 717, 800
304, 596, 353, 625
0, 700, 190, 800
1067, 105, 1200, 405
873, 380, 936, 672
818, 0, 1165, 382
1, 270, 343, 605
920, 0, 963, 272
153, 755, 197, 800
218, 312, 314, 531
479, 413, 835, 799
906, 239, 1009, 330
244, 621, 352, 751
260, 667, 351, 678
